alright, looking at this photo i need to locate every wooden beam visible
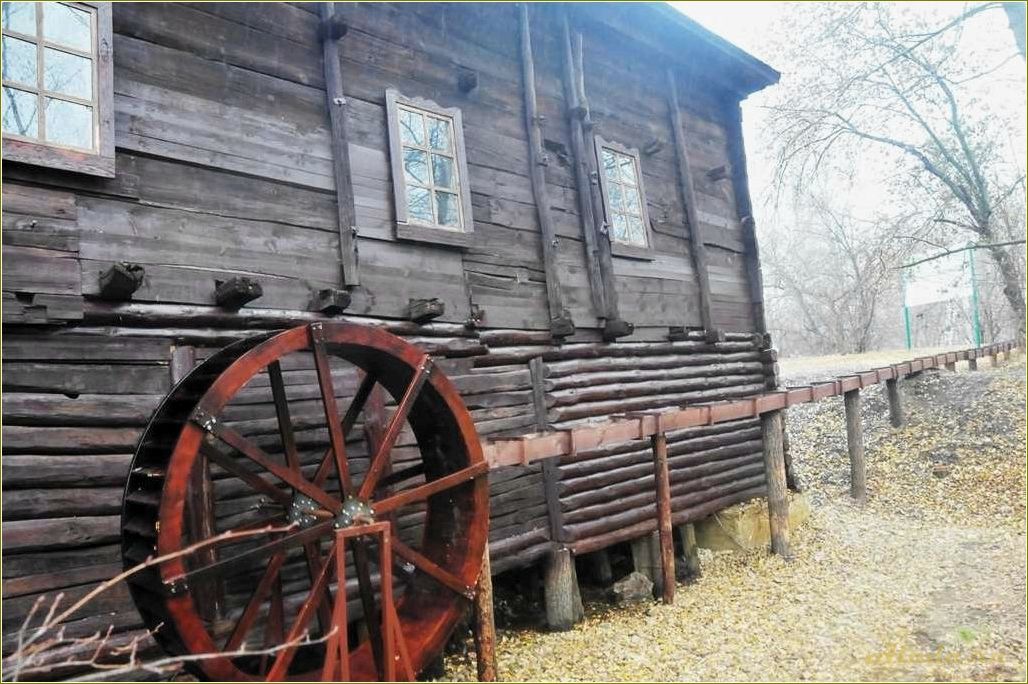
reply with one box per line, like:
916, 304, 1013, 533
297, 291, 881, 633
760, 409, 791, 558
651, 432, 675, 604
472, 547, 498, 682
843, 388, 865, 504
408, 298, 445, 325
667, 68, 717, 338
722, 99, 767, 334
320, 2, 359, 287
519, 4, 574, 338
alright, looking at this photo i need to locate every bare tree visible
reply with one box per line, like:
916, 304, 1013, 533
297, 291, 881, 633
765, 2, 1026, 335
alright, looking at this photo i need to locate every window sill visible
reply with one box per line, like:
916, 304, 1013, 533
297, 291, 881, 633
3, 138, 115, 178
396, 222, 472, 249
610, 242, 656, 261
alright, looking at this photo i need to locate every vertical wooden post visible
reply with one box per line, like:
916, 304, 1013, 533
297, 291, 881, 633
543, 547, 580, 631
760, 409, 791, 558
885, 378, 903, 428
651, 432, 675, 604
667, 68, 717, 339
473, 547, 499, 682
968, 355, 979, 371
843, 389, 866, 504
519, 4, 573, 338
319, 3, 359, 286
677, 524, 701, 578
945, 361, 956, 372
990, 352, 998, 367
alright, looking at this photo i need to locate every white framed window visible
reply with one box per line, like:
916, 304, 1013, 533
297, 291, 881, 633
385, 90, 474, 248
1, 1, 113, 176
595, 136, 653, 257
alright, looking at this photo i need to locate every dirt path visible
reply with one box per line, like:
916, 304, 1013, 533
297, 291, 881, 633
440, 353, 1026, 682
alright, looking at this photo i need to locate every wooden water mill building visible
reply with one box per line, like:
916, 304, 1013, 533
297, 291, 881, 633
1, 2, 781, 679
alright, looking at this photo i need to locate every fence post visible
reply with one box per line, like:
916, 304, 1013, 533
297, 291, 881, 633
843, 388, 866, 504
760, 409, 791, 558
651, 432, 675, 604
885, 378, 903, 428
473, 547, 498, 682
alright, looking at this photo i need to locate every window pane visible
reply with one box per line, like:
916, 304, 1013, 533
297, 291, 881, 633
2, 35, 37, 86
407, 186, 433, 224
2, 86, 38, 137
435, 191, 460, 228
619, 155, 637, 186
44, 96, 91, 148
431, 154, 455, 189
399, 108, 424, 146
43, 3, 91, 52
608, 182, 624, 214
611, 214, 628, 243
2, 2, 37, 35
602, 149, 618, 182
403, 147, 429, 186
44, 47, 91, 98
427, 116, 451, 151
626, 215, 646, 246
623, 187, 641, 216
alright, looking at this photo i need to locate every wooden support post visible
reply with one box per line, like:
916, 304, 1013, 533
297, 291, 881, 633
519, 4, 574, 338
530, 356, 566, 543
760, 409, 791, 558
651, 432, 675, 604
667, 68, 717, 339
473, 547, 498, 682
945, 361, 956, 372
559, 11, 626, 333
886, 378, 903, 428
843, 388, 866, 504
630, 532, 662, 595
585, 549, 613, 585
677, 524, 701, 578
990, 352, 998, 367
320, 2, 360, 286
968, 356, 979, 371
543, 547, 581, 631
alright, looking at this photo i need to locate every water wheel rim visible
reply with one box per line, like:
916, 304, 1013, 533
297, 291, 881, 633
142, 323, 487, 681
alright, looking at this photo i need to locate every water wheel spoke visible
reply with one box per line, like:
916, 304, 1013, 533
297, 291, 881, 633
258, 576, 285, 675
352, 540, 385, 677
302, 541, 335, 635
392, 538, 475, 600
223, 551, 287, 651
322, 538, 350, 681
266, 540, 337, 681
200, 416, 341, 515
200, 442, 292, 508
375, 462, 425, 491
267, 360, 301, 472
170, 520, 333, 588
310, 325, 353, 494
388, 600, 415, 681
357, 356, 433, 499
373, 462, 489, 517
312, 371, 380, 488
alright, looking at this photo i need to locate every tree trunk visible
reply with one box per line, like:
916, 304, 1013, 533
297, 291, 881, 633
986, 241, 1027, 336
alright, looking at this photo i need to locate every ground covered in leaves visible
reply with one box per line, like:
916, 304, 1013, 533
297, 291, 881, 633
439, 352, 1026, 682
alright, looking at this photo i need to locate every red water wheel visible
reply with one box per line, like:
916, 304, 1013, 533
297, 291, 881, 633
121, 323, 489, 680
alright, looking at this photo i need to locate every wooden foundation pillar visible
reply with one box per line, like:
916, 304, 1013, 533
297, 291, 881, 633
969, 356, 979, 371
885, 378, 903, 428
676, 524, 701, 578
473, 547, 498, 682
651, 432, 675, 603
990, 352, 998, 367
945, 361, 956, 372
543, 547, 582, 631
843, 389, 866, 504
760, 409, 791, 558
630, 532, 661, 594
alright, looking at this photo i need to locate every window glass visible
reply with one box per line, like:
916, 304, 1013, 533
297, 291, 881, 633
2, 35, 36, 84
2, 3, 37, 35
44, 96, 91, 148
43, 2, 91, 51
393, 99, 466, 232
2, 86, 38, 136
43, 47, 91, 98
601, 146, 648, 248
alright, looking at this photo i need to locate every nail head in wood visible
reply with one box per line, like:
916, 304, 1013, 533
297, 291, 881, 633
309, 288, 351, 316
408, 298, 445, 324
98, 262, 145, 300
214, 277, 263, 310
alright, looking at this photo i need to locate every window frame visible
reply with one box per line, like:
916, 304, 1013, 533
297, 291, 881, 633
385, 89, 474, 249
1, 1, 114, 177
594, 136, 655, 260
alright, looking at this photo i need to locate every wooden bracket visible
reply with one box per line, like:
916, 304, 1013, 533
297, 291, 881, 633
549, 315, 576, 339
98, 262, 145, 300
409, 298, 445, 324
705, 165, 729, 182
214, 277, 262, 310
457, 67, 479, 93
602, 318, 634, 342
309, 288, 351, 316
